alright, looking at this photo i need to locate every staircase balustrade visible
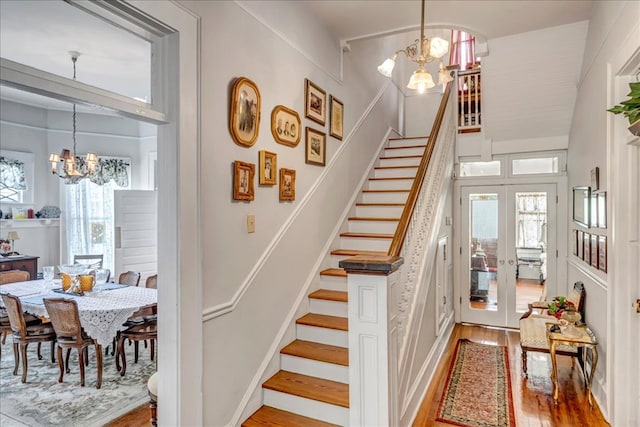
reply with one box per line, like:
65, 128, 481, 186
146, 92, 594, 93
458, 68, 482, 132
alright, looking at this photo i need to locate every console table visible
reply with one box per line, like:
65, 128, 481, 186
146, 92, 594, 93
0, 255, 39, 280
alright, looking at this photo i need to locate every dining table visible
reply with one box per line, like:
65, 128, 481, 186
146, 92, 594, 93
0, 279, 157, 347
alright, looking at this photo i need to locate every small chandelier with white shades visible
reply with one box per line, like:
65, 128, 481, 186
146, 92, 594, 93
377, 0, 453, 93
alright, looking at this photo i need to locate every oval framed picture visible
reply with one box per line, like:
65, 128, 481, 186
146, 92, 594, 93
271, 105, 301, 147
230, 77, 261, 147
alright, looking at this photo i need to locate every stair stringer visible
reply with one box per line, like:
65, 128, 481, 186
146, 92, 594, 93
231, 127, 397, 426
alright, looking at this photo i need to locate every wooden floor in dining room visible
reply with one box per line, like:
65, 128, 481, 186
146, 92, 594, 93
412, 323, 610, 427
108, 323, 610, 427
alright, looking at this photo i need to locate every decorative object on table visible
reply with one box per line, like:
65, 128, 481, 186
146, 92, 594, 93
6, 231, 19, 253
279, 168, 296, 202
598, 235, 607, 272
38, 205, 61, 218
304, 78, 326, 125
329, 95, 344, 140
607, 81, 640, 137
0, 239, 11, 255
572, 186, 590, 227
271, 105, 301, 147
11, 207, 28, 220
547, 296, 576, 319
436, 339, 515, 427
377, 0, 452, 93
305, 127, 326, 166
229, 77, 261, 147
58, 264, 92, 295
590, 234, 598, 268
233, 161, 255, 201
258, 151, 277, 185
561, 310, 582, 337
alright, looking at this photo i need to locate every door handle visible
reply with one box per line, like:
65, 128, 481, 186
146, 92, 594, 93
499, 260, 505, 265
508, 259, 515, 265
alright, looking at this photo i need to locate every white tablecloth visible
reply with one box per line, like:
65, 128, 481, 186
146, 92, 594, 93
0, 279, 157, 346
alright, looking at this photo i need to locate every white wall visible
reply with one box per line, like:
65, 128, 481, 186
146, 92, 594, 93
404, 92, 441, 136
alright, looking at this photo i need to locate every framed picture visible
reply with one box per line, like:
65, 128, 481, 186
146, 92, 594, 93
597, 192, 607, 228
329, 95, 344, 140
572, 229, 578, 256
591, 167, 599, 191
305, 127, 326, 166
304, 78, 326, 125
590, 234, 598, 268
279, 168, 296, 201
258, 151, 277, 185
271, 105, 301, 147
590, 193, 598, 229
572, 186, 590, 227
233, 160, 255, 201
583, 232, 591, 264
229, 77, 261, 147
11, 207, 28, 220
598, 235, 607, 272
577, 230, 584, 260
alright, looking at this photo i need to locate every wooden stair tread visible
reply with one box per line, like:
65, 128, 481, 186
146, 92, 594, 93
379, 154, 422, 160
263, 371, 349, 408
281, 339, 348, 366
340, 232, 394, 239
309, 289, 348, 303
384, 144, 426, 149
243, 406, 340, 427
362, 189, 409, 193
320, 267, 346, 277
331, 249, 387, 256
348, 216, 400, 221
296, 313, 348, 331
355, 202, 405, 206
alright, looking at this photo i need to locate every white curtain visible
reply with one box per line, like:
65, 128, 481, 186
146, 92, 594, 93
516, 193, 547, 248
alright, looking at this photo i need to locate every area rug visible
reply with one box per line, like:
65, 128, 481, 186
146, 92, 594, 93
0, 338, 155, 427
436, 339, 516, 427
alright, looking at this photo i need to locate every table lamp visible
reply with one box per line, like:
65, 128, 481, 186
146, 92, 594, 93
7, 231, 19, 253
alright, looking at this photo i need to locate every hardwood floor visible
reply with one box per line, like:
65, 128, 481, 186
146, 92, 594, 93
412, 323, 610, 427
109, 323, 610, 427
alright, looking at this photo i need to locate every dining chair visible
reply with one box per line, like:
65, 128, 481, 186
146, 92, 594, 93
0, 269, 30, 285
1, 272, 43, 361
43, 298, 103, 389
145, 274, 157, 289
116, 303, 157, 376
119, 271, 141, 287
1, 294, 56, 383
73, 254, 103, 270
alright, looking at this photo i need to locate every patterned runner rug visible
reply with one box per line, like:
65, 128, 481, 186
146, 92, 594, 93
436, 339, 516, 427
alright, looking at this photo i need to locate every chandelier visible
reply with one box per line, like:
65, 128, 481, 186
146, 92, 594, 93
48, 52, 99, 184
377, 0, 453, 93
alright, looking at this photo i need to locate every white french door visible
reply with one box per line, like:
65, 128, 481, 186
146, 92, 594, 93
460, 184, 557, 327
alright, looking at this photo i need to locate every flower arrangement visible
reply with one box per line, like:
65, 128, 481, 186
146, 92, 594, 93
548, 296, 576, 319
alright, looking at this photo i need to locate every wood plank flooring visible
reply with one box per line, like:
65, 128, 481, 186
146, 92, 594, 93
109, 323, 610, 427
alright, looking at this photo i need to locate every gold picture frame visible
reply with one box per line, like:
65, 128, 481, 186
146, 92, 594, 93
233, 160, 255, 201
329, 95, 344, 140
229, 77, 261, 147
271, 105, 301, 147
259, 150, 277, 185
305, 127, 326, 166
304, 78, 326, 125
279, 168, 296, 201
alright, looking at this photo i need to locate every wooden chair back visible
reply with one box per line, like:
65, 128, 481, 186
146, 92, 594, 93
0, 270, 30, 285
145, 274, 157, 289
119, 271, 141, 286
73, 254, 104, 270
44, 298, 84, 344
1, 293, 27, 339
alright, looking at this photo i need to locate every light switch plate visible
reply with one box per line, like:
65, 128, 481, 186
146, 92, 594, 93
247, 214, 255, 233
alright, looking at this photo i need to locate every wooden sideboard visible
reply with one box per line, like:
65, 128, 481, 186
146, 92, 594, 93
0, 255, 39, 280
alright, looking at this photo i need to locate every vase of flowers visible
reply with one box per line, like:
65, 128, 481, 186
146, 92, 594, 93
547, 296, 576, 319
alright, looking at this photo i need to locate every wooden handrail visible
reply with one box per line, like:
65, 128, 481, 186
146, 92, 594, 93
387, 80, 454, 257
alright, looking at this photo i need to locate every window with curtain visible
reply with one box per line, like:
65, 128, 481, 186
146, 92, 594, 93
0, 151, 33, 204
62, 157, 130, 273
515, 193, 547, 248
449, 30, 477, 71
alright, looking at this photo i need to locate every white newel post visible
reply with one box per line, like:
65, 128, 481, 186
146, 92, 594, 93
339, 255, 404, 427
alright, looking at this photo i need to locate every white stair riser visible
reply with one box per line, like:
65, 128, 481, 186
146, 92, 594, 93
367, 179, 414, 191
374, 168, 417, 178
378, 157, 421, 167
263, 389, 349, 426
280, 354, 349, 383
355, 205, 405, 217
296, 324, 348, 347
387, 138, 427, 148
339, 236, 391, 251
361, 191, 409, 204
319, 275, 347, 292
309, 298, 348, 317
384, 146, 425, 157
348, 220, 398, 234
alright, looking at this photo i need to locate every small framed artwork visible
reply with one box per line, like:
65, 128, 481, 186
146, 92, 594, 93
11, 207, 28, 220
233, 161, 255, 201
572, 186, 590, 227
305, 127, 326, 166
590, 234, 598, 268
577, 230, 584, 260
590, 193, 598, 229
597, 192, 607, 228
259, 151, 277, 185
583, 232, 591, 264
304, 78, 326, 125
572, 229, 578, 256
329, 96, 344, 140
598, 235, 607, 272
229, 77, 261, 147
591, 167, 599, 191
279, 168, 296, 201
271, 105, 301, 147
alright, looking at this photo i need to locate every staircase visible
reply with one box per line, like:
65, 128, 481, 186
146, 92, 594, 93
242, 137, 426, 426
